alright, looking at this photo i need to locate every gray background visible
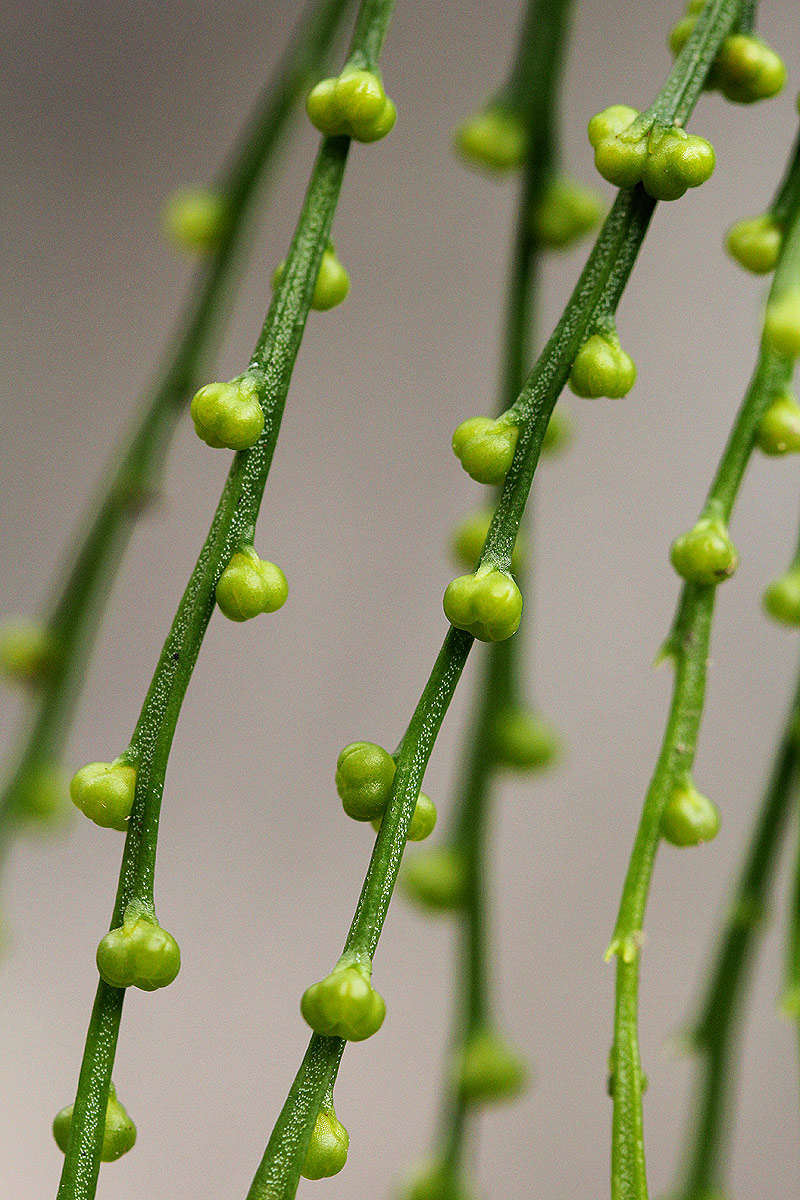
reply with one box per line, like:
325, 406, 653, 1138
2, 0, 799, 1195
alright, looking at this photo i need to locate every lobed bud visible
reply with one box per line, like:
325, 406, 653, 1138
14, 763, 68, 826
190, 377, 265, 451
450, 510, 524, 572
0, 618, 57, 684
215, 549, 288, 622
641, 127, 715, 201
532, 177, 603, 249
714, 35, 787, 104
272, 243, 350, 311
96, 914, 181, 991
453, 1029, 530, 1104
443, 564, 523, 642
541, 405, 574, 455
491, 707, 560, 770
401, 846, 467, 912
162, 188, 228, 252
301, 962, 386, 1041
70, 760, 137, 831
453, 106, 527, 173
372, 792, 437, 842
725, 213, 783, 274
307, 68, 396, 142
763, 567, 800, 626
670, 516, 738, 585
301, 1105, 349, 1180
53, 1084, 136, 1162
764, 290, 800, 358
756, 394, 800, 455
451, 416, 519, 485
336, 741, 395, 821
661, 781, 720, 847
569, 333, 636, 399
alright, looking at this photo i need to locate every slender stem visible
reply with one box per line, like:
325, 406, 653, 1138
55, 4, 395, 1198
246, 6, 745, 1196
670, 656, 800, 1199
608, 136, 800, 1200
0, 0, 352, 860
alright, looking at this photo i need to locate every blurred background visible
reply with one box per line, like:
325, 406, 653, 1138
2, 0, 799, 1195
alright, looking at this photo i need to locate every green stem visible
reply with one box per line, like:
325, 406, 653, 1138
0, 0, 352, 859
247, 5, 744, 1195
608, 132, 800, 1200
671, 655, 800, 1199
55, 3, 395, 1197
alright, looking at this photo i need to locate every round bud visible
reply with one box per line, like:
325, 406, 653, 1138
443, 565, 523, 642
661, 782, 720, 847
398, 1160, 473, 1200
301, 1106, 349, 1180
0, 618, 57, 684
96, 915, 181, 991
336, 741, 395, 821
764, 290, 800, 358
372, 792, 437, 842
641, 128, 715, 201
53, 1085, 136, 1162
541, 405, 573, 455
162, 188, 228, 252
15, 763, 67, 825
763, 567, 800, 626
670, 517, 738, 585
725, 214, 783, 274
190, 378, 265, 451
587, 105, 639, 149
451, 416, 519, 485
756, 394, 800, 455
307, 69, 396, 142
215, 550, 288, 622
453, 1029, 530, 1104
450, 510, 525, 572
273, 244, 350, 311
70, 761, 136, 832
453, 106, 527, 173
531, 177, 603, 249
492, 708, 560, 770
300, 963, 386, 1041
593, 134, 648, 190
401, 846, 467, 912
714, 35, 787, 104
668, 15, 696, 57
568, 333, 636, 399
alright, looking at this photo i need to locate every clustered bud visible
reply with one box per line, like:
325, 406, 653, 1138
756, 393, 800, 455
306, 68, 396, 142
443, 564, 523, 642
451, 416, 519, 485
450, 510, 525, 573
162, 188, 228, 252
96, 911, 181, 991
335, 741, 436, 839
215, 548, 288, 622
70, 760, 137, 831
491, 707, 560, 770
301, 1104, 350, 1180
453, 1029, 529, 1104
588, 105, 715, 200
0, 618, 57, 684
763, 566, 800, 626
670, 516, 738, 585
660, 779, 720, 847
372, 792, 437, 842
726, 213, 784, 275
190, 377, 265, 451
568, 331, 636, 399
53, 1083, 136, 1162
272, 243, 350, 311
301, 960, 386, 1041
669, 11, 786, 105
453, 105, 527, 173
401, 846, 467, 912
531, 177, 603, 249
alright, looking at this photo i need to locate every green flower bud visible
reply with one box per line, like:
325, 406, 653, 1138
53, 1084, 136, 1162
568, 333, 636, 399
215, 549, 288, 622
14, 763, 68, 826
306, 68, 396, 142
96, 913, 181, 991
756, 394, 800, 455
190, 377, 265, 451
763, 567, 800, 626
641, 127, 715, 201
541, 405, 574, 455
587, 105, 640, 149
398, 1160, 473, 1200
593, 133, 648, 190
453, 106, 527, 173
401, 846, 467, 912
450, 510, 524, 572
764, 290, 800, 357
0, 618, 58, 684
492, 707, 560, 770
70, 760, 136, 832
300, 962, 386, 1041
301, 1105, 349, 1180
443, 564, 523, 642
661, 781, 720, 846
725, 213, 783, 274
668, 15, 697, 57
335, 741, 395, 821
272, 244, 350, 311
532, 177, 603, 249
453, 1029, 530, 1104
162, 188, 228, 252
451, 416, 519, 485
670, 516, 738, 584
372, 792, 437, 841
714, 35, 787, 104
